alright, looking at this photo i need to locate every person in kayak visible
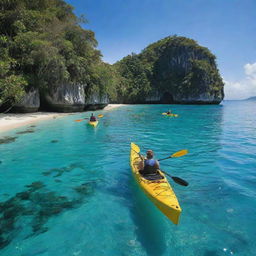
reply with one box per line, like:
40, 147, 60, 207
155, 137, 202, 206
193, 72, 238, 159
138, 150, 160, 176
166, 110, 172, 115
90, 113, 97, 122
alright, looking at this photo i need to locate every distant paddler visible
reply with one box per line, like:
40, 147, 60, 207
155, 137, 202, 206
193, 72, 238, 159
89, 113, 97, 122
88, 113, 99, 127
162, 110, 178, 117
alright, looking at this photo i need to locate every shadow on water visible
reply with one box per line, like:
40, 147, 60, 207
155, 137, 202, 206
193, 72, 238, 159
130, 179, 168, 256
105, 171, 167, 256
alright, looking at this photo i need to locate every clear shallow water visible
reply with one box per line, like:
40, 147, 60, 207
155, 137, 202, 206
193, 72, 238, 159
0, 101, 256, 256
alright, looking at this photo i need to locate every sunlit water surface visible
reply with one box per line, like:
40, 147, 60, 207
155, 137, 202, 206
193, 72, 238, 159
0, 101, 255, 256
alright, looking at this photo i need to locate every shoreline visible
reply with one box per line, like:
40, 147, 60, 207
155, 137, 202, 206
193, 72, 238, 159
103, 104, 126, 111
0, 104, 125, 133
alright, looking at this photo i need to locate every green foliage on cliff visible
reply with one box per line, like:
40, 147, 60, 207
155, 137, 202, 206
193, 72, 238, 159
114, 36, 224, 103
0, 35, 27, 107
84, 62, 121, 102
0, 0, 224, 108
0, 0, 107, 108
115, 53, 151, 103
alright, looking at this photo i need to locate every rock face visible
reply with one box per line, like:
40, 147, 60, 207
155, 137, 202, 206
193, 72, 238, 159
12, 89, 40, 113
85, 92, 109, 110
41, 84, 85, 112
151, 42, 225, 104
115, 36, 224, 104
9, 84, 109, 113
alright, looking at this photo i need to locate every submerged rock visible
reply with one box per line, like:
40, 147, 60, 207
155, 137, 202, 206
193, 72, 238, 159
0, 237, 10, 249
16, 191, 30, 200
16, 129, 35, 135
0, 136, 17, 145
0, 178, 96, 249
26, 181, 45, 192
74, 181, 96, 195
50, 140, 59, 143
42, 163, 85, 177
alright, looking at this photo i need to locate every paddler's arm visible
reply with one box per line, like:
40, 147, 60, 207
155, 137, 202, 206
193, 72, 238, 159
138, 153, 145, 171
154, 160, 160, 169
138, 160, 144, 171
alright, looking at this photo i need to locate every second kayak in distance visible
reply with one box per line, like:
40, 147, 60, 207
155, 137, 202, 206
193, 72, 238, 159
162, 113, 178, 117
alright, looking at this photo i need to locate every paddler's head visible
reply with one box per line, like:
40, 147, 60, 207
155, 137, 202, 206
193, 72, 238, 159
146, 150, 154, 159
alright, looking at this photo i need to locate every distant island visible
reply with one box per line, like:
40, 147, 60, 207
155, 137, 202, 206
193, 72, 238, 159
245, 96, 256, 101
0, 0, 224, 113
114, 36, 224, 105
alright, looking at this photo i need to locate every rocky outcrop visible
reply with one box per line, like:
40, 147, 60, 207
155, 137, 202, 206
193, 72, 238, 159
41, 84, 85, 112
115, 36, 224, 104
151, 45, 225, 104
85, 92, 109, 110
8, 84, 110, 113
145, 91, 223, 104
12, 89, 40, 113
173, 92, 224, 104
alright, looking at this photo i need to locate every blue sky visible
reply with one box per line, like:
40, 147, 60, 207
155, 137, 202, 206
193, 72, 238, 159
66, 0, 256, 99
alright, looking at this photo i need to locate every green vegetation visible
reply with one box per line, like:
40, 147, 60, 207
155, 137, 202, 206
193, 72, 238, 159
114, 36, 224, 103
0, 1, 224, 110
115, 53, 151, 103
0, 0, 116, 110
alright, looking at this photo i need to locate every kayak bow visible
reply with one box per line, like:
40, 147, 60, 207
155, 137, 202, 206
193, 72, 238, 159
130, 142, 181, 224
88, 121, 98, 127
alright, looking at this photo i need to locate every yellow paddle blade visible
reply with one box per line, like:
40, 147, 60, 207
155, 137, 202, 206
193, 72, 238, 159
98, 114, 104, 118
171, 149, 188, 158
131, 142, 140, 153
75, 119, 83, 122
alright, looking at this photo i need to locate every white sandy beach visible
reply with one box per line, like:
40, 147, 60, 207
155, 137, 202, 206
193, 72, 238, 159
0, 104, 125, 133
103, 104, 125, 111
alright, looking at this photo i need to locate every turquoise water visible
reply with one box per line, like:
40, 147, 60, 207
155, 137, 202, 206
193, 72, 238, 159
0, 101, 256, 256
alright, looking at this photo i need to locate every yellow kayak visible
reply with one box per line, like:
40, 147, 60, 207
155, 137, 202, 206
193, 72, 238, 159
88, 121, 98, 127
130, 142, 181, 224
162, 113, 178, 117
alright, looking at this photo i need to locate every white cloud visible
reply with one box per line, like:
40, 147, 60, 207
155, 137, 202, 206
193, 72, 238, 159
244, 63, 256, 79
224, 62, 256, 100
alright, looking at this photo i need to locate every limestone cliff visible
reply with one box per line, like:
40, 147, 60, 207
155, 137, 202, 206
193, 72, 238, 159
40, 84, 85, 112
115, 36, 224, 104
85, 92, 109, 110
12, 89, 40, 113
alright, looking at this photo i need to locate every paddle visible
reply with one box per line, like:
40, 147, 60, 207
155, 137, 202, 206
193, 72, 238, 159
75, 118, 89, 122
158, 149, 188, 161
160, 170, 189, 186
75, 114, 104, 122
